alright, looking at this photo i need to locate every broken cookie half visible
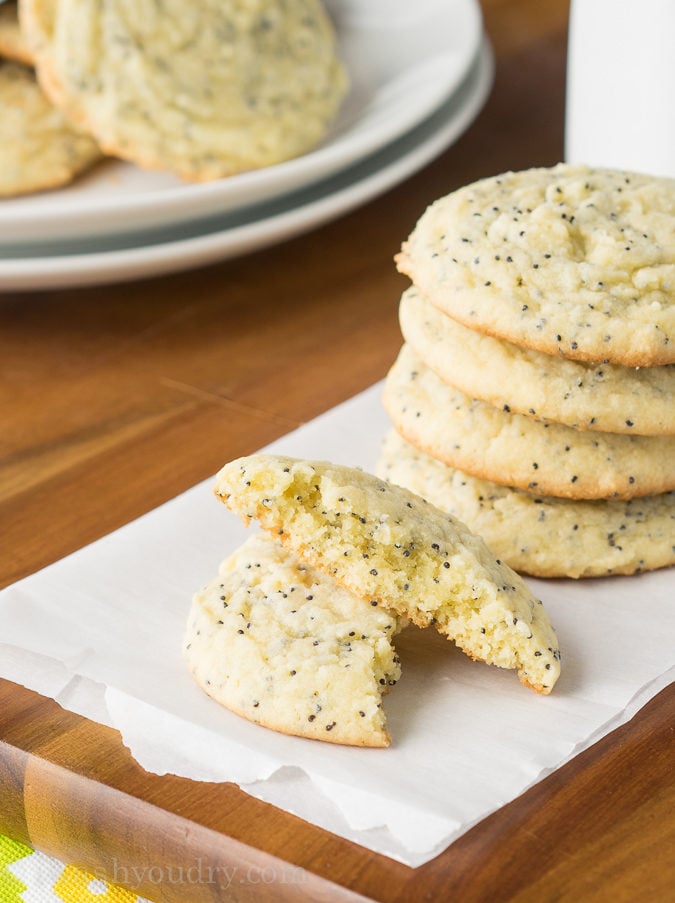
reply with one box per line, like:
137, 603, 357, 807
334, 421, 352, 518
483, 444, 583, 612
214, 454, 561, 695
188, 454, 561, 748
184, 532, 404, 747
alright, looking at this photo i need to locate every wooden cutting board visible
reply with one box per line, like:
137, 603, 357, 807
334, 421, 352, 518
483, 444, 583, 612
1, 0, 674, 899
1, 679, 674, 901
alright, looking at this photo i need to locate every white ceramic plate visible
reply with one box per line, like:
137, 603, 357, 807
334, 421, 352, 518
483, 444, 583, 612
0, 42, 493, 291
0, 0, 482, 245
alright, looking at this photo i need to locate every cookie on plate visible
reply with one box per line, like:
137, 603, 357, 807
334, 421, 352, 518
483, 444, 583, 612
0, 1, 33, 65
400, 286, 675, 436
0, 59, 101, 197
383, 344, 675, 500
184, 533, 404, 747
397, 164, 675, 366
214, 453, 561, 694
21, 0, 348, 181
377, 428, 675, 579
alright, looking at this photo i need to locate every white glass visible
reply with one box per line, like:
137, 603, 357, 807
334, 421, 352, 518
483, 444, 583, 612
565, 0, 675, 177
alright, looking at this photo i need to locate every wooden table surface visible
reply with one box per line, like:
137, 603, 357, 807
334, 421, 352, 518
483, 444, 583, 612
2, 1, 674, 900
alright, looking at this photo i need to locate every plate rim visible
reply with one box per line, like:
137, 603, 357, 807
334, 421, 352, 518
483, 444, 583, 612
0, 41, 494, 291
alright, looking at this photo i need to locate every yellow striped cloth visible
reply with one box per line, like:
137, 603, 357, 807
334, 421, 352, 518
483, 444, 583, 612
0, 835, 152, 902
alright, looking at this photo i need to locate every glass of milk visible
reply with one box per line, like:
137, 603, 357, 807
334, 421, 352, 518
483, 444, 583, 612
565, 0, 675, 177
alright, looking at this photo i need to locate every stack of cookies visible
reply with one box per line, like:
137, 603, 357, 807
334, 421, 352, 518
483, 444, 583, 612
379, 164, 675, 579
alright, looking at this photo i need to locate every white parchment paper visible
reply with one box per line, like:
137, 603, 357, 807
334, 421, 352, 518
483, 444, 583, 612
1, 383, 673, 866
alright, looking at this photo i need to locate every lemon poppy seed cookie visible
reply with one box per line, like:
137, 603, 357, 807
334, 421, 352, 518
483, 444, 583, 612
184, 533, 404, 747
383, 344, 675, 500
377, 429, 675, 579
0, 1, 34, 65
0, 59, 101, 197
397, 164, 675, 366
214, 454, 561, 694
400, 286, 675, 436
22, 0, 348, 181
